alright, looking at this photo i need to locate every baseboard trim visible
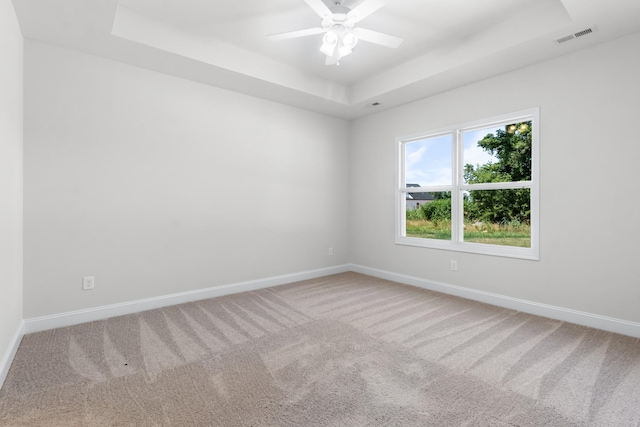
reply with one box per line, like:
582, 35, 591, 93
350, 264, 640, 338
24, 264, 350, 334
22, 263, 640, 339
0, 321, 25, 390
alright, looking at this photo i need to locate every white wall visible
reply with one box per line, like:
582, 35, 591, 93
0, 0, 24, 381
23, 41, 349, 318
349, 32, 640, 323
20, 29, 640, 326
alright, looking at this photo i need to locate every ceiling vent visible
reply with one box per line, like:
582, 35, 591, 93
555, 27, 596, 44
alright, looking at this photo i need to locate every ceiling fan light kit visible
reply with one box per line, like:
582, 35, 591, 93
267, 0, 402, 66
320, 28, 358, 60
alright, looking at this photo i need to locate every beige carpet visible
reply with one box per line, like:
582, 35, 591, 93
1, 272, 640, 426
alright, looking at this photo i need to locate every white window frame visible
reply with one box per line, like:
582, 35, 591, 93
395, 108, 539, 260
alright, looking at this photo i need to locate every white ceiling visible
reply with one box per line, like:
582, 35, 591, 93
11, 0, 640, 119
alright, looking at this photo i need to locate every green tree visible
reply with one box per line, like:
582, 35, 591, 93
421, 198, 451, 224
464, 121, 532, 223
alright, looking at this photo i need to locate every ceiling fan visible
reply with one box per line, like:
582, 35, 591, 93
267, 0, 403, 65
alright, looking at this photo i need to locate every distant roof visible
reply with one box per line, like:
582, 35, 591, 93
406, 184, 435, 201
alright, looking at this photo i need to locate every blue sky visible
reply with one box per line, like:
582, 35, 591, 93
405, 126, 500, 187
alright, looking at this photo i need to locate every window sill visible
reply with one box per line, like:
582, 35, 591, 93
395, 236, 539, 260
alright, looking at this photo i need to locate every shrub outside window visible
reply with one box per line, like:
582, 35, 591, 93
396, 108, 539, 260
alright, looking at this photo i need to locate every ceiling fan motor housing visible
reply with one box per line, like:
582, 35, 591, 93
322, 5, 354, 30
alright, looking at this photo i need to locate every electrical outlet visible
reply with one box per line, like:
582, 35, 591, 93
450, 260, 458, 271
328, 247, 334, 256
82, 276, 95, 290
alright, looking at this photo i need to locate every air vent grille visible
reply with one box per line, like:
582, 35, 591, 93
555, 27, 595, 44
556, 35, 575, 44
574, 28, 593, 38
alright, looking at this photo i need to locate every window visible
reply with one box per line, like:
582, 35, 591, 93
396, 108, 539, 260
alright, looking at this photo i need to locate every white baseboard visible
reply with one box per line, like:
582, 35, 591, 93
350, 264, 640, 339
24, 264, 350, 334
0, 320, 25, 390
22, 262, 640, 339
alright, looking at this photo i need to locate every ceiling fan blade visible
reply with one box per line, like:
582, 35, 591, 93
353, 27, 403, 48
347, 0, 390, 23
303, 0, 333, 18
267, 27, 325, 41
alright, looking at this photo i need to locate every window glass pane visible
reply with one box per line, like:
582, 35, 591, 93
404, 134, 452, 188
463, 121, 532, 184
406, 193, 451, 241
463, 188, 531, 247
404, 134, 453, 241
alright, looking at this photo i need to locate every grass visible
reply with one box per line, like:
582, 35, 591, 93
406, 219, 530, 248
406, 220, 451, 240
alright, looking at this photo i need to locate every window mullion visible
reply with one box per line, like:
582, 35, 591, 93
451, 130, 462, 244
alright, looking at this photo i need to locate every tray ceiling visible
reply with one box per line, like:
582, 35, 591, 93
12, 0, 640, 118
